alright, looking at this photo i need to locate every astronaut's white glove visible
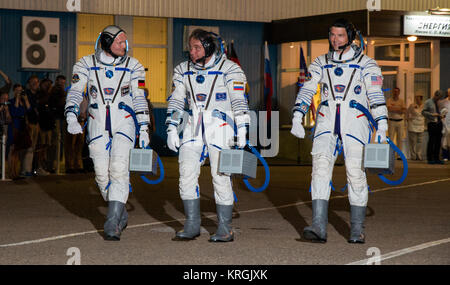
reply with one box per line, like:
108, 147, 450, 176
236, 126, 247, 149
290, 112, 305, 139
139, 125, 150, 148
167, 124, 180, 152
66, 112, 83, 135
375, 120, 388, 143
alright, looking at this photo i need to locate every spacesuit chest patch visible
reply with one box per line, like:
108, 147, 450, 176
354, 85, 362, 95
334, 67, 344, 76
121, 85, 130, 96
322, 84, 329, 97
216, 93, 227, 101
105, 70, 114, 79
334, 85, 346, 93
90, 86, 98, 99
196, 93, 207, 102
104, 88, 114, 96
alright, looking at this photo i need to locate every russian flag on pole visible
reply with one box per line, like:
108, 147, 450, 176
264, 41, 273, 120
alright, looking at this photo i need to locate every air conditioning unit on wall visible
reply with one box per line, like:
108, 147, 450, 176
22, 16, 60, 70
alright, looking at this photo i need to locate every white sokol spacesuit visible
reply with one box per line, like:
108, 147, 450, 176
291, 19, 388, 243
65, 25, 150, 240
166, 30, 249, 242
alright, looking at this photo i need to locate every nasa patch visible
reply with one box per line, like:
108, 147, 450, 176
354, 85, 362, 95
89, 86, 97, 99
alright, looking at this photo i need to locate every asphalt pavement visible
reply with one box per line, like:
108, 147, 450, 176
0, 158, 448, 268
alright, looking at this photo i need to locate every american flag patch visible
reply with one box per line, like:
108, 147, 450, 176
233, 82, 244, 91
371, 76, 382, 86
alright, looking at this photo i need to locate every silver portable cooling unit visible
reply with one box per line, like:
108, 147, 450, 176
363, 143, 395, 174
218, 149, 257, 179
129, 148, 158, 175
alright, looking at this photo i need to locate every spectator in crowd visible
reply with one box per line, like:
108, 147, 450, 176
0, 91, 12, 178
422, 89, 445, 164
21, 75, 40, 177
49, 75, 67, 173
406, 92, 425, 160
387, 87, 406, 150
8, 84, 31, 179
440, 90, 450, 162
36, 78, 55, 175
0, 69, 12, 95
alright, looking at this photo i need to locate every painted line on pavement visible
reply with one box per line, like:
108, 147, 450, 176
347, 237, 450, 265
0, 178, 449, 248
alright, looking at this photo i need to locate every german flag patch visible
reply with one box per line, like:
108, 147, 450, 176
138, 80, 145, 88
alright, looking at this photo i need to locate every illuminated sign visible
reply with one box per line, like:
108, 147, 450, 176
404, 15, 450, 37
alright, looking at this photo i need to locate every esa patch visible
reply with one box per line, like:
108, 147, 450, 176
121, 85, 130, 97
334, 85, 346, 93
89, 85, 98, 99
72, 74, 80, 84
104, 88, 114, 96
215, 93, 227, 101
354, 85, 362, 95
196, 93, 207, 102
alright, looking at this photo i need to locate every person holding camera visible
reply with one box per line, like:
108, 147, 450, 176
8, 84, 31, 179
22, 75, 40, 177
0, 91, 12, 178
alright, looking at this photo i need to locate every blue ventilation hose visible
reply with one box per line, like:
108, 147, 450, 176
242, 141, 271, 192
211, 109, 270, 192
349, 100, 408, 185
118, 102, 165, 184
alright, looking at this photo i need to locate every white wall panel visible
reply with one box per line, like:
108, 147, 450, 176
1, 0, 450, 22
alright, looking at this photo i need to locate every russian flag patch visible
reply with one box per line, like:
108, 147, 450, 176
233, 81, 244, 91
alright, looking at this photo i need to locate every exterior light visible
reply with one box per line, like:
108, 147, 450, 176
407, 35, 417, 42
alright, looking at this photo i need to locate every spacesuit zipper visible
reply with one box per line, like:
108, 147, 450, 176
334, 103, 342, 140
105, 102, 113, 138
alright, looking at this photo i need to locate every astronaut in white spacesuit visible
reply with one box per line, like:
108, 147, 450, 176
291, 19, 388, 243
65, 25, 150, 241
166, 29, 250, 242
